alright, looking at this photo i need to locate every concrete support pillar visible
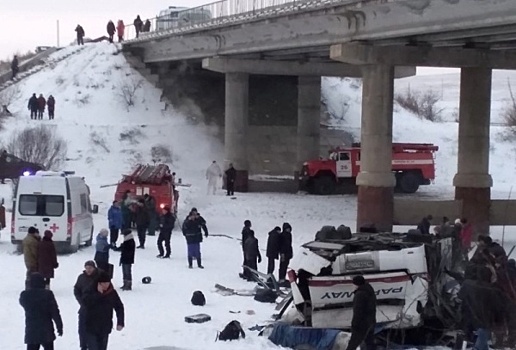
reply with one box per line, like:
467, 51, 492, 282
453, 67, 493, 235
356, 65, 396, 232
297, 76, 321, 170
225, 73, 249, 190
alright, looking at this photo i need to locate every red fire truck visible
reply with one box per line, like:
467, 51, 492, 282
299, 143, 438, 195
114, 164, 178, 214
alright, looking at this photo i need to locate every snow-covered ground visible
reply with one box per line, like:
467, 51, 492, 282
0, 42, 516, 349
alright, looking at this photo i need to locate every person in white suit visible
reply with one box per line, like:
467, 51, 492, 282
205, 161, 222, 195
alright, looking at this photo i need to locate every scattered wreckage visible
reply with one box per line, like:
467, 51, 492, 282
269, 226, 470, 348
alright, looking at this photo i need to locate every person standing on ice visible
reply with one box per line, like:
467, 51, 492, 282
116, 20, 125, 42
28, 93, 38, 120
20, 272, 63, 350
74, 260, 99, 350
157, 205, 175, 258
94, 229, 111, 273
75, 24, 85, 45
106, 20, 116, 43
243, 230, 261, 281
37, 230, 59, 289
239, 220, 253, 278
46, 95, 55, 120
206, 160, 222, 195
83, 270, 124, 350
11, 55, 18, 80
119, 229, 135, 291
346, 275, 377, 350
135, 198, 150, 248
278, 222, 293, 283
266, 226, 281, 275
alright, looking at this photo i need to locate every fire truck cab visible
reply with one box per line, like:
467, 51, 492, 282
114, 164, 177, 214
300, 143, 438, 195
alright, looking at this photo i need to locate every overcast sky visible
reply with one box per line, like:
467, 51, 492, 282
0, 0, 208, 59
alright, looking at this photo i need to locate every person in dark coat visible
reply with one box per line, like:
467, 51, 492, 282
239, 219, 253, 277
74, 260, 98, 350
20, 272, 63, 350
157, 206, 175, 258
346, 275, 377, 350
46, 95, 55, 120
133, 15, 143, 38
243, 230, 261, 281
266, 226, 281, 275
37, 230, 58, 289
11, 55, 19, 80
106, 20, 116, 43
108, 200, 122, 247
120, 190, 132, 230
75, 24, 85, 45
458, 266, 506, 350
28, 93, 38, 120
37, 94, 46, 120
225, 163, 237, 196
182, 208, 208, 269
135, 199, 150, 248
83, 270, 124, 350
94, 229, 111, 274
143, 19, 151, 32
416, 214, 432, 234
144, 193, 158, 236
119, 229, 135, 291
279, 222, 293, 282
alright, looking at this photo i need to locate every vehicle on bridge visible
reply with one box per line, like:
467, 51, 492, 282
113, 163, 178, 214
280, 227, 463, 347
299, 143, 438, 195
0, 150, 45, 183
156, 6, 212, 31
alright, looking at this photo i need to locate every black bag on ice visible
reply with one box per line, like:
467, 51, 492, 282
253, 288, 277, 303
217, 320, 245, 341
191, 290, 206, 306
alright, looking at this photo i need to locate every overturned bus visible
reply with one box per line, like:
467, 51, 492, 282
281, 228, 464, 345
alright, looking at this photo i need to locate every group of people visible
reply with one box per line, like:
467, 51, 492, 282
22, 227, 59, 290
27, 93, 56, 120
106, 20, 126, 43
205, 161, 238, 196
237, 220, 293, 283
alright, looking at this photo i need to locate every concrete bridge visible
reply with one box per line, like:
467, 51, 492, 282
123, 0, 516, 234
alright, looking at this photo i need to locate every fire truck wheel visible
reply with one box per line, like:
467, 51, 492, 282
399, 172, 420, 193
313, 176, 336, 195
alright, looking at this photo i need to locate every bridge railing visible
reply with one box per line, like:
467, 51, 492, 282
123, 0, 312, 41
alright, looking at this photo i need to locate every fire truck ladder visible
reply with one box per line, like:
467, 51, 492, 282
127, 164, 170, 185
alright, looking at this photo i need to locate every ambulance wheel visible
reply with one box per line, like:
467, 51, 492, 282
313, 176, 336, 195
399, 172, 420, 193
84, 228, 93, 247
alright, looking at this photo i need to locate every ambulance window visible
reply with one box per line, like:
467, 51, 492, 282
80, 194, 88, 214
19, 195, 37, 215
44, 196, 64, 216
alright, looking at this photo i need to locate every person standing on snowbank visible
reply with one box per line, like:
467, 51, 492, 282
108, 201, 122, 247
75, 24, 85, 45
37, 94, 46, 120
106, 20, 116, 43
38, 230, 58, 289
11, 55, 19, 80
47, 95, 55, 120
20, 272, 63, 350
206, 160, 222, 195
28, 93, 38, 120
116, 20, 125, 42
83, 270, 124, 350
119, 229, 135, 291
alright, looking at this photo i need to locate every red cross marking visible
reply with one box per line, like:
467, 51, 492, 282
49, 223, 60, 233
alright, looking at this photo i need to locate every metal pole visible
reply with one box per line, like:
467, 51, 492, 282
57, 20, 60, 47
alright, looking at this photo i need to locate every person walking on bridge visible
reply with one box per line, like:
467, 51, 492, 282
133, 15, 143, 38
107, 20, 116, 43
117, 20, 125, 42
75, 24, 85, 45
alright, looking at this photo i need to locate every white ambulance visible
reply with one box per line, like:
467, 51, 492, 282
11, 171, 98, 253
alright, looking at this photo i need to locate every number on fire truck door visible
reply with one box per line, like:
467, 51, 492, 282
336, 152, 352, 178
